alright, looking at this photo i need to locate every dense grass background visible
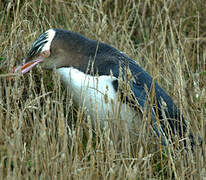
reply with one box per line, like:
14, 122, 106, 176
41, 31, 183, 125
0, 0, 205, 179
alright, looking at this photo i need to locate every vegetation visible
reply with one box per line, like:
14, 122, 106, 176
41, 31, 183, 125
0, 0, 205, 179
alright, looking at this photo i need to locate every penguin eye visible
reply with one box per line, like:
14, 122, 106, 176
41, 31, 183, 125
41, 50, 50, 58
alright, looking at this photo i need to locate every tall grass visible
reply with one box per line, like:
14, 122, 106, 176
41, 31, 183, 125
0, 0, 205, 179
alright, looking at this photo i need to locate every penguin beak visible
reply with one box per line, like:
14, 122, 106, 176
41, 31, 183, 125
13, 58, 43, 74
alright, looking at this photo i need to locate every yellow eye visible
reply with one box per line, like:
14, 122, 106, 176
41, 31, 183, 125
41, 50, 50, 57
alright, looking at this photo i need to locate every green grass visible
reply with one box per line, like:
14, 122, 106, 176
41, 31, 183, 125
0, 0, 205, 179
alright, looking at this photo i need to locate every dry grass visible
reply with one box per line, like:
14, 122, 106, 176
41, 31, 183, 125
0, 0, 206, 179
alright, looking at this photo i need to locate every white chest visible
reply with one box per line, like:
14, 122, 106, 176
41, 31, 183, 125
56, 67, 140, 129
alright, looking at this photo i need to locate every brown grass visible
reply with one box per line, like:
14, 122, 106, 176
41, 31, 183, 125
0, 0, 206, 179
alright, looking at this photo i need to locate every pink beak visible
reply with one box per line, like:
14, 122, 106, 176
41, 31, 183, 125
13, 59, 43, 74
